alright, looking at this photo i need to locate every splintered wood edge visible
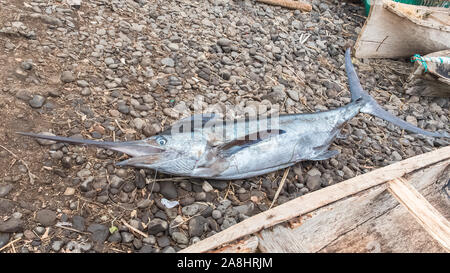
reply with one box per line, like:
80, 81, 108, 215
180, 146, 450, 253
388, 177, 450, 252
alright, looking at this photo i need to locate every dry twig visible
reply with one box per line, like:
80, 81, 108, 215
269, 167, 290, 209
0, 144, 38, 184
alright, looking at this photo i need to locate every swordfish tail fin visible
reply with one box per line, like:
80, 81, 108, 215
16, 132, 162, 156
344, 48, 449, 138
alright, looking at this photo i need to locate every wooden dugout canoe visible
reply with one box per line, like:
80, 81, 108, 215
355, 0, 450, 59
180, 146, 450, 253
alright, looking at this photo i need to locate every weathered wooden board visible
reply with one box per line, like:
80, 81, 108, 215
210, 236, 259, 253
257, 160, 449, 253
180, 146, 450, 253
355, 0, 450, 58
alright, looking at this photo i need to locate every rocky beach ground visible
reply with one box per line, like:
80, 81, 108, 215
0, 0, 448, 253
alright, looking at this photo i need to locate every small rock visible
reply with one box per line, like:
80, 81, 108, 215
161, 57, 174, 67
61, 71, 75, 83
189, 216, 206, 237
142, 235, 156, 245
171, 231, 188, 244
137, 199, 152, 209
202, 181, 214, 192
0, 233, 10, 248
52, 240, 64, 252
121, 232, 134, 243
212, 210, 222, 220
147, 218, 168, 235
72, 216, 85, 231
36, 209, 57, 226
182, 204, 199, 216
160, 182, 178, 199
0, 218, 23, 233
63, 187, 75, 196
0, 184, 13, 198
29, 95, 46, 108
108, 231, 122, 243
306, 175, 322, 191
87, 223, 109, 243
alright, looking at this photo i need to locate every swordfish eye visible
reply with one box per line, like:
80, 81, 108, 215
156, 136, 167, 146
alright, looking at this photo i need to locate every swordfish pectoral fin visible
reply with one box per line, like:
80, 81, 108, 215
216, 129, 286, 157
192, 159, 230, 177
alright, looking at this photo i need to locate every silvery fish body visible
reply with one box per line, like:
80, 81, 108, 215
18, 48, 449, 180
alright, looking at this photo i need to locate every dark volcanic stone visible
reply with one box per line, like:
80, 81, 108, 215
157, 235, 170, 248
135, 171, 146, 189
159, 182, 178, 199
0, 233, 11, 248
189, 216, 207, 237
36, 209, 57, 226
0, 199, 14, 214
147, 218, 168, 235
108, 231, 122, 243
72, 215, 85, 231
139, 245, 154, 253
0, 218, 23, 233
87, 223, 109, 243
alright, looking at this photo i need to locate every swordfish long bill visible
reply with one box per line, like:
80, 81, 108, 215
17, 48, 449, 180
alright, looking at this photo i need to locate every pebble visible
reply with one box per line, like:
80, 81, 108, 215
61, 71, 75, 83
0, 184, 13, 198
72, 216, 85, 231
0, 233, 10, 248
29, 95, 46, 108
0, 218, 23, 233
171, 231, 189, 245
189, 216, 206, 237
121, 232, 134, 243
147, 219, 168, 235
161, 57, 175, 67
160, 182, 178, 199
52, 240, 64, 252
108, 231, 122, 243
87, 223, 109, 243
306, 175, 322, 191
182, 204, 199, 216
36, 209, 57, 226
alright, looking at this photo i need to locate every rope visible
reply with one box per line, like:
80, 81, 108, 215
411, 54, 450, 72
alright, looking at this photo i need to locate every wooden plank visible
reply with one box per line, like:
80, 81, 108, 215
180, 146, 450, 253
388, 177, 450, 251
209, 236, 259, 253
354, 0, 450, 58
256, 0, 312, 12
257, 160, 449, 252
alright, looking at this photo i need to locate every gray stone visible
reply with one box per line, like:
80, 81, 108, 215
220, 217, 237, 230
76, 80, 89, 87
29, 95, 46, 108
52, 240, 64, 252
147, 218, 168, 235
0, 218, 23, 233
72, 215, 85, 231
121, 232, 134, 243
161, 57, 174, 67
182, 203, 199, 216
87, 223, 109, 243
110, 175, 124, 188
306, 175, 322, 191
36, 209, 57, 226
212, 210, 222, 220
160, 182, 178, 199
188, 216, 206, 237
142, 235, 156, 245
139, 245, 154, 253
0, 233, 11, 248
108, 231, 122, 243
61, 71, 75, 83
171, 231, 188, 244
0, 184, 13, 198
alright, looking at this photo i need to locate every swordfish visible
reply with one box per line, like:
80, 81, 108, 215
18, 48, 449, 180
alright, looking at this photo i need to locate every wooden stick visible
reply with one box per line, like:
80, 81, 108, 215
270, 167, 290, 209
0, 238, 21, 252
121, 219, 148, 238
180, 146, 450, 253
388, 177, 450, 252
256, 0, 312, 12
